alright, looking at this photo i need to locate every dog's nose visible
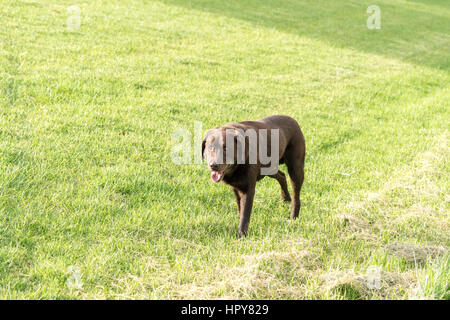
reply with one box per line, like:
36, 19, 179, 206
210, 163, 219, 171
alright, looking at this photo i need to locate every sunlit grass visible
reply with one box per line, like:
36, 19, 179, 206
0, 0, 448, 299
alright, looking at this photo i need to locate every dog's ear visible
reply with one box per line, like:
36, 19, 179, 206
202, 127, 223, 160
201, 129, 214, 159
201, 137, 206, 159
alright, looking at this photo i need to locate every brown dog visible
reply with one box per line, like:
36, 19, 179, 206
202, 115, 305, 237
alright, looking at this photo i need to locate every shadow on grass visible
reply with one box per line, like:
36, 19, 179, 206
158, 0, 450, 71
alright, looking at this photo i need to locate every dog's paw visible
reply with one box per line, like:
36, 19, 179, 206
236, 230, 248, 238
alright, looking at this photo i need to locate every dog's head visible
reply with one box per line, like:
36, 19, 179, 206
202, 127, 247, 182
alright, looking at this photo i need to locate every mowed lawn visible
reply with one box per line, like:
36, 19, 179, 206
0, 0, 449, 299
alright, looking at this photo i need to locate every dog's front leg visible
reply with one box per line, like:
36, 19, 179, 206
232, 188, 241, 213
237, 187, 255, 238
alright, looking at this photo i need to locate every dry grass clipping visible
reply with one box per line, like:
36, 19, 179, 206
321, 268, 416, 299
337, 214, 379, 241
386, 242, 447, 265
174, 248, 322, 299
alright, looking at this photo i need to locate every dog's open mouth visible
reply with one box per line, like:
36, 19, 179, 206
210, 171, 223, 182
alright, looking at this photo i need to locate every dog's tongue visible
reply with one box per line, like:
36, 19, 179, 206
211, 171, 222, 182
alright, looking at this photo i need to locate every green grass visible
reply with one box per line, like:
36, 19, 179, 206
0, 0, 449, 299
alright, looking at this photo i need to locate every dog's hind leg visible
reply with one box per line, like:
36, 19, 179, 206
287, 164, 304, 219
269, 170, 291, 202
286, 145, 305, 219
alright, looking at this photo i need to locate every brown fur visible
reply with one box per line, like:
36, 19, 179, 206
202, 115, 306, 237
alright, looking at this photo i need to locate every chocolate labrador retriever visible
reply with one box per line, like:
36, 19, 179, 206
202, 115, 305, 237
